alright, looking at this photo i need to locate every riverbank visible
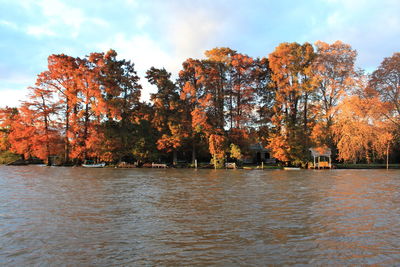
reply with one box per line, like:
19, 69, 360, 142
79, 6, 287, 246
2, 160, 400, 169
335, 163, 400, 169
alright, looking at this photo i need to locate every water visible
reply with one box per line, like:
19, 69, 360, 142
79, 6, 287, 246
0, 166, 399, 266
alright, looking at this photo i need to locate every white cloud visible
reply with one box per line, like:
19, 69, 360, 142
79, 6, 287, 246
16, 0, 108, 38
306, 0, 400, 69
136, 15, 150, 29
96, 33, 178, 102
26, 25, 56, 37
0, 20, 18, 30
0, 88, 28, 108
156, 2, 227, 61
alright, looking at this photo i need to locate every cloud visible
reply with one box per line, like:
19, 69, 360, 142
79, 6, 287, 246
307, 0, 400, 69
0, 88, 28, 108
1, 0, 399, 108
14, 0, 108, 38
96, 33, 178, 101
26, 25, 56, 37
150, 1, 230, 60
0, 20, 18, 30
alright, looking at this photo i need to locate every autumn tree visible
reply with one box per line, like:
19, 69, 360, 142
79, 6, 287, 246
229, 143, 242, 161
204, 47, 236, 130
22, 86, 61, 163
177, 58, 211, 163
91, 50, 142, 162
312, 41, 357, 151
147, 67, 186, 164
230, 53, 255, 129
36, 54, 81, 164
0, 107, 18, 152
209, 133, 227, 168
368, 52, 400, 130
333, 92, 394, 164
333, 96, 375, 163
268, 42, 316, 164
252, 57, 275, 143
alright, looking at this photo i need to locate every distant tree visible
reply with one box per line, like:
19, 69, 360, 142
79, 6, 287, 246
209, 133, 227, 168
333, 94, 394, 164
147, 67, 186, 164
204, 47, 236, 130
178, 58, 210, 163
21, 86, 62, 162
36, 54, 81, 163
368, 52, 400, 130
92, 50, 142, 162
252, 57, 275, 144
0, 107, 18, 151
267, 42, 316, 163
312, 41, 357, 151
333, 96, 375, 163
230, 53, 255, 129
229, 143, 242, 161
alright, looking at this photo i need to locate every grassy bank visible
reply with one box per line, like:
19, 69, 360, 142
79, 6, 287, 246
0, 151, 20, 165
336, 163, 400, 169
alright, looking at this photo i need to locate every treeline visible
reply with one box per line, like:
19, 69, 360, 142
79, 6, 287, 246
0, 41, 399, 166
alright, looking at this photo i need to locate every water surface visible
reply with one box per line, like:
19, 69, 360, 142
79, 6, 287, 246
0, 166, 399, 265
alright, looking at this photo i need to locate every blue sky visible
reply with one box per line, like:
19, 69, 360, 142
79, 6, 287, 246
1, 0, 399, 107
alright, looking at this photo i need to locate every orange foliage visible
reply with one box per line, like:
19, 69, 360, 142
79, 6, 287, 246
208, 134, 226, 158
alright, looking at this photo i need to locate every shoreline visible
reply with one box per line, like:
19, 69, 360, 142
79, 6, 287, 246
2, 163, 400, 170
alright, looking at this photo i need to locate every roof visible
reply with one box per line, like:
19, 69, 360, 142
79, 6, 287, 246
309, 147, 331, 157
249, 143, 269, 152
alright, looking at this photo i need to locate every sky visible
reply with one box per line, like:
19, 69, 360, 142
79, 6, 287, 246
0, 0, 399, 107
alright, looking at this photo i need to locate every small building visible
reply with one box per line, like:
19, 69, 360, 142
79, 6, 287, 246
243, 143, 275, 164
309, 147, 332, 169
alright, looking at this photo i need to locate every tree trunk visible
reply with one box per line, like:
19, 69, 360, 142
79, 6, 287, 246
83, 102, 89, 160
191, 140, 196, 164
173, 150, 178, 165
386, 142, 390, 170
64, 103, 70, 164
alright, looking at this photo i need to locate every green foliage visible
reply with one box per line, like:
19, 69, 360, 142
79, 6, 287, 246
211, 156, 225, 169
0, 151, 20, 164
131, 120, 159, 163
229, 143, 242, 160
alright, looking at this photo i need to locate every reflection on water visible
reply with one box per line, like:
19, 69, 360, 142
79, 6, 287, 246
0, 167, 399, 265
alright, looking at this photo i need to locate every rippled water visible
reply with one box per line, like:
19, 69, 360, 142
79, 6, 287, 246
0, 166, 399, 265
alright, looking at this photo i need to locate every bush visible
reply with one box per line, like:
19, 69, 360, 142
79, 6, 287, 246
0, 151, 20, 164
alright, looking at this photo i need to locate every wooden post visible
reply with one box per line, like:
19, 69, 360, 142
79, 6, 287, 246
195, 159, 197, 169
261, 161, 264, 170
329, 156, 331, 169
313, 156, 316, 169
386, 143, 389, 170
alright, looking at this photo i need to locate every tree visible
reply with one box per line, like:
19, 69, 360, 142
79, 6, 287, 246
368, 52, 400, 129
333, 96, 375, 163
178, 58, 210, 163
230, 53, 255, 129
89, 50, 142, 162
36, 54, 81, 163
209, 133, 227, 168
147, 67, 186, 164
21, 86, 61, 163
267, 42, 316, 163
312, 41, 357, 151
333, 94, 394, 164
229, 143, 242, 161
252, 57, 275, 144
204, 47, 236, 130
0, 107, 18, 151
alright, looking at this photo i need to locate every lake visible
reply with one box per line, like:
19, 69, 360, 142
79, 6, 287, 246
0, 166, 399, 265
